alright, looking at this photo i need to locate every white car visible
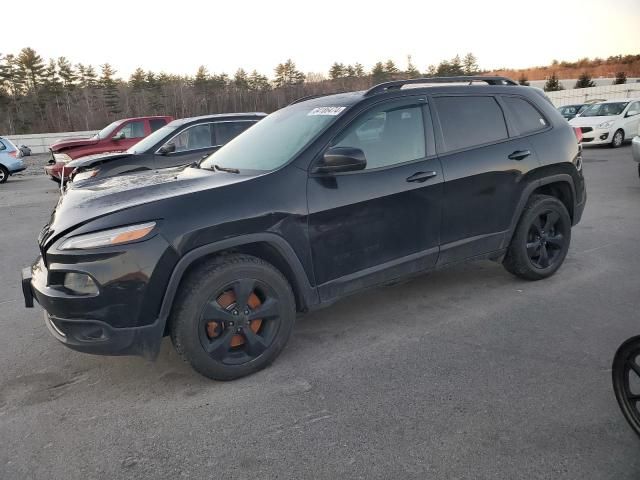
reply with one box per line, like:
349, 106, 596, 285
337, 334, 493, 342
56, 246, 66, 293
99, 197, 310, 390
569, 99, 640, 147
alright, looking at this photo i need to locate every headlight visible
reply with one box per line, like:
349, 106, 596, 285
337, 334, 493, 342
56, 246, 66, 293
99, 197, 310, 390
598, 120, 615, 129
59, 222, 156, 250
72, 168, 99, 182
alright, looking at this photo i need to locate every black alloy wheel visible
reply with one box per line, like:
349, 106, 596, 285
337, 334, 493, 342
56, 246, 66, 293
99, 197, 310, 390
198, 278, 283, 366
170, 254, 296, 381
525, 210, 567, 269
612, 336, 640, 437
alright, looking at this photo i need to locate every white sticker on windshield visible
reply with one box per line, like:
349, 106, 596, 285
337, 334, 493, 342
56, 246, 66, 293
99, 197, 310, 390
308, 106, 346, 116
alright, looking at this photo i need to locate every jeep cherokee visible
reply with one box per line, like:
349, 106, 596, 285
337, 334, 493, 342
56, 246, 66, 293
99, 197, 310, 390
22, 76, 586, 381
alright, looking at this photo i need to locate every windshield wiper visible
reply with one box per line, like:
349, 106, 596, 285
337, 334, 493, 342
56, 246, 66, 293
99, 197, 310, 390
213, 164, 240, 174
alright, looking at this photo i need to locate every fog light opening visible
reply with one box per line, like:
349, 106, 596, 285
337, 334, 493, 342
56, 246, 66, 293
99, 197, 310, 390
63, 272, 98, 296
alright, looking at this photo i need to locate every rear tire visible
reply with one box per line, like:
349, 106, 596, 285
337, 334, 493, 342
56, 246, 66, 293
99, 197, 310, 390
503, 195, 571, 281
0, 166, 8, 184
170, 254, 296, 381
612, 336, 640, 438
611, 129, 624, 148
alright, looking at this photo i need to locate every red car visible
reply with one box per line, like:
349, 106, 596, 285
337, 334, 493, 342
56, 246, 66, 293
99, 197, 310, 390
45, 116, 173, 182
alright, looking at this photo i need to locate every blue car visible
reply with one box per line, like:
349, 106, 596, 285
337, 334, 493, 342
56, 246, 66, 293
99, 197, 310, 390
0, 136, 26, 183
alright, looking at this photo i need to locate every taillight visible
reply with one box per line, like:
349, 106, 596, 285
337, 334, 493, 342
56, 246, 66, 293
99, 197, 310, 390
8, 151, 18, 158
573, 127, 583, 144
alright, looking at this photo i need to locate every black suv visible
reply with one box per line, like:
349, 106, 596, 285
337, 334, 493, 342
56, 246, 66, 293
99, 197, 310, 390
22, 76, 586, 381
66, 113, 265, 185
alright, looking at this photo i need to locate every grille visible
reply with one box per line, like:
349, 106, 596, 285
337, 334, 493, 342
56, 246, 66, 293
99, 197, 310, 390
580, 127, 593, 134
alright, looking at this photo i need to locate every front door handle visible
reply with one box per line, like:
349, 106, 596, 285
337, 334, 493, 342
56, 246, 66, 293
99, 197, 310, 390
406, 171, 437, 183
508, 150, 531, 161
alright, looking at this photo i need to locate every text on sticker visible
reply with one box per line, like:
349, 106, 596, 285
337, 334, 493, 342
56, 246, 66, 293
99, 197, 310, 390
308, 107, 346, 116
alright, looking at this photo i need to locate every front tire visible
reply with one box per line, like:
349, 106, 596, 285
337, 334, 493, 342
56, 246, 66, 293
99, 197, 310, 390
611, 129, 624, 148
0, 166, 8, 184
503, 195, 571, 281
612, 336, 640, 437
170, 254, 296, 381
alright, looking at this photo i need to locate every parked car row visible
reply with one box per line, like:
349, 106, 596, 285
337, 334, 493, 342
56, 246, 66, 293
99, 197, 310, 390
22, 76, 587, 381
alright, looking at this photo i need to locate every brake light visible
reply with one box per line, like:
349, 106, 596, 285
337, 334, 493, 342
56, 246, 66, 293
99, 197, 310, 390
9, 151, 18, 158
573, 127, 583, 144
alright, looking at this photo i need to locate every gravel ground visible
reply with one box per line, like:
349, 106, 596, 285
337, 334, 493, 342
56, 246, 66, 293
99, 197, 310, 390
1, 145, 639, 479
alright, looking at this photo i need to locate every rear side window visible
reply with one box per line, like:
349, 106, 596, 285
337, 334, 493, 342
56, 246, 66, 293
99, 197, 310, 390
149, 119, 167, 132
434, 96, 508, 152
0, 140, 6, 151
214, 121, 256, 145
502, 96, 548, 135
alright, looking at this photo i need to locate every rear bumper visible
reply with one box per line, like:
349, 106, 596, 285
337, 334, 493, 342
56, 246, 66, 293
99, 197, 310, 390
9, 166, 26, 174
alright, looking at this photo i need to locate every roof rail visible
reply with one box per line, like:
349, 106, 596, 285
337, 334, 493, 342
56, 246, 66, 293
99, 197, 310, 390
288, 92, 340, 106
364, 76, 518, 97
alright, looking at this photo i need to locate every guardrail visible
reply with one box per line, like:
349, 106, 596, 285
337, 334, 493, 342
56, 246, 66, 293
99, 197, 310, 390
5, 130, 98, 154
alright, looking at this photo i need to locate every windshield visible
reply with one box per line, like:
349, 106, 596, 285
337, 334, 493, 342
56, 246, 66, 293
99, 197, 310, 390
93, 120, 122, 139
127, 125, 178, 154
581, 102, 628, 117
200, 104, 346, 171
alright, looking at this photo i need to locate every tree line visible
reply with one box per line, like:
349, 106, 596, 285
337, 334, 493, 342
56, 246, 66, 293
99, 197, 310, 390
0, 48, 481, 135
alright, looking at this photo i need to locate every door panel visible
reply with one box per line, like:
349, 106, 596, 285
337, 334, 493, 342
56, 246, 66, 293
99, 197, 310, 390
431, 95, 541, 265
307, 100, 442, 301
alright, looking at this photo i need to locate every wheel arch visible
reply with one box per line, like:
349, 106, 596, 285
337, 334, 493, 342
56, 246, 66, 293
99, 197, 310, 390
158, 233, 318, 336
502, 173, 576, 249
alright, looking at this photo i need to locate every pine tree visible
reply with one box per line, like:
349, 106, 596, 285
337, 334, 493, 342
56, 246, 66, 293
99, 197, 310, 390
371, 62, 387, 83
405, 55, 420, 79
518, 74, 530, 86
17, 47, 45, 93
449, 55, 464, 76
100, 63, 121, 115
353, 63, 365, 77
574, 72, 595, 89
233, 68, 249, 90
384, 60, 399, 75
329, 62, 346, 80
273, 59, 305, 88
544, 73, 564, 92
248, 70, 270, 91
462, 53, 479, 75
613, 71, 627, 85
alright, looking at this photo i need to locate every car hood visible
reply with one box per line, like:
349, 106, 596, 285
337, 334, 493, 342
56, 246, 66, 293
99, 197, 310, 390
50, 136, 99, 151
569, 116, 617, 127
40, 166, 259, 247
66, 152, 132, 169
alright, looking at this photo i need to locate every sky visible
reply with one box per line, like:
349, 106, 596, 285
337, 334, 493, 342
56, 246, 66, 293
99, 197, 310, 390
3, 0, 639, 79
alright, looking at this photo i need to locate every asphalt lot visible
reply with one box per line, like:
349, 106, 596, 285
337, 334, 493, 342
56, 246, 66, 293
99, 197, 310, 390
1, 147, 639, 479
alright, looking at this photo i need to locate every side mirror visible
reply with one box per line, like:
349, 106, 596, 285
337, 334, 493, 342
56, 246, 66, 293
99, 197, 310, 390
158, 142, 176, 155
112, 131, 126, 141
313, 147, 366, 174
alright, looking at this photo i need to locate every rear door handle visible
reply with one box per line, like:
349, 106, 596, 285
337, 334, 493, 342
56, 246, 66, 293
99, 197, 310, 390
406, 171, 437, 183
508, 150, 531, 161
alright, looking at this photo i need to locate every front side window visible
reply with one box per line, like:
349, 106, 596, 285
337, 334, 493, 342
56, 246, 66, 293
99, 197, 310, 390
201, 104, 343, 172
94, 120, 121, 139
128, 125, 177, 154
331, 104, 425, 169
434, 96, 508, 152
214, 121, 257, 145
118, 120, 146, 139
502, 96, 548, 135
170, 124, 214, 152
581, 102, 629, 117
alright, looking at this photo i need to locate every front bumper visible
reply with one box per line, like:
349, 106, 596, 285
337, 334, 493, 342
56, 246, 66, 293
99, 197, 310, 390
21, 232, 177, 358
632, 136, 640, 163
580, 127, 613, 146
44, 162, 72, 180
